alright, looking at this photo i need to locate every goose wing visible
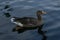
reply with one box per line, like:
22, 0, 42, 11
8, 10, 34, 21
15, 17, 38, 27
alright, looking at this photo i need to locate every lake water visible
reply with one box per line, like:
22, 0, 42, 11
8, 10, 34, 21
0, 0, 60, 40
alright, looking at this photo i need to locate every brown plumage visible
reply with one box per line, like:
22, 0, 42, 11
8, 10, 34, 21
11, 10, 46, 32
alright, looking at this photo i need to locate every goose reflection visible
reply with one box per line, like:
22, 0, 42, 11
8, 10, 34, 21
12, 24, 47, 40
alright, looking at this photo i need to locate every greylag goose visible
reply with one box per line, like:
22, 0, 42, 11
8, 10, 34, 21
11, 10, 46, 31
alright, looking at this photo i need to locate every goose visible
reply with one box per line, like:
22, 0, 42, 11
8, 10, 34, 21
11, 10, 46, 31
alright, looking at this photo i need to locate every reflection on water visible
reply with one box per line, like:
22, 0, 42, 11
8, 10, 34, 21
4, 13, 11, 17
12, 24, 47, 40
2, 3, 13, 18
4, 4, 10, 9
38, 24, 47, 40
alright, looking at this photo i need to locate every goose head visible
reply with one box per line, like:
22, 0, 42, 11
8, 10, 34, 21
36, 10, 46, 15
36, 10, 46, 20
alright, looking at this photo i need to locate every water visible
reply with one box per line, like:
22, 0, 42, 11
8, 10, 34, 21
0, 0, 60, 40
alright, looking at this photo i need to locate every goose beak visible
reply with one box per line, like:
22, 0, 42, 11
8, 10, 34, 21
42, 11, 47, 14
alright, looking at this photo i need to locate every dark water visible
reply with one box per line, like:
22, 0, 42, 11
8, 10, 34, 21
0, 0, 60, 40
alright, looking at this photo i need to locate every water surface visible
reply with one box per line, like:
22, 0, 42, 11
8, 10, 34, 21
0, 0, 60, 40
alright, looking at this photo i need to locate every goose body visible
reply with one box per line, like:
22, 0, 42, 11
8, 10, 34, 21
11, 17, 42, 27
11, 10, 46, 28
